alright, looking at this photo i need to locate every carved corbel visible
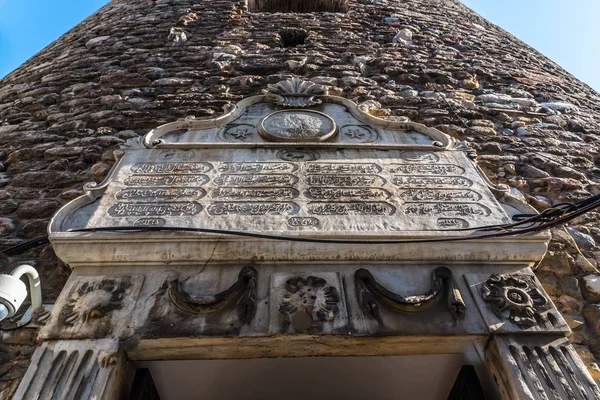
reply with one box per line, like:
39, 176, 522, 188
486, 336, 600, 400
168, 266, 257, 324
32, 307, 52, 326
354, 267, 466, 320
12, 339, 125, 400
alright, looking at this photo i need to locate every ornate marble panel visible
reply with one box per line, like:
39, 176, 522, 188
57, 148, 511, 235
348, 265, 485, 336
137, 265, 264, 339
39, 275, 144, 340
269, 272, 348, 334
464, 272, 569, 334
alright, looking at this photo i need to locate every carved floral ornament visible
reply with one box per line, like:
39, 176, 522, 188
481, 274, 549, 328
278, 276, 340, 331
60, 279, 130, 326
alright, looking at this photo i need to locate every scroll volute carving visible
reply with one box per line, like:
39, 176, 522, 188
355, 267, 466, 320
167, 266, 258, 324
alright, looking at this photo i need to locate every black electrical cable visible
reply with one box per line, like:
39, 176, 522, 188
1, 236, 49, 256
0, 218, 523, 255
65, 193, 600, 245
0, 319, 31, 332
2, 192, 600, 255
2, 43, 592, 253
0, 308, 32, 332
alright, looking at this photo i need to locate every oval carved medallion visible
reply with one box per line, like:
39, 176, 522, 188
259, 110, 337, 142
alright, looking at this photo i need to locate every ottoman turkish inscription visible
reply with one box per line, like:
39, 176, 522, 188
88, 147, 511, 232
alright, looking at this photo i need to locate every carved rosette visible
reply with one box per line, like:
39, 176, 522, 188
481, 274, 549, 328
60, 280, 130, 326
279, 276, 339, 328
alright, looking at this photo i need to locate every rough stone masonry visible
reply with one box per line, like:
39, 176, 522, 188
1, 0, 600, 396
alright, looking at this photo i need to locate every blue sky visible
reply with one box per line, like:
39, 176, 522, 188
0, 0, 599, 92
461, 0, 600, 92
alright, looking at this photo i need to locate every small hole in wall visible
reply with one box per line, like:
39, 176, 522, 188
280, 28, 308, 47
247, 0, 348, 13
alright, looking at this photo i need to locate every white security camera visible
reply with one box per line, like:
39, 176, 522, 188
0, 265, 42, 322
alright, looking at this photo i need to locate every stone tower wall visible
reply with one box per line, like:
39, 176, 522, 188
1, 0, 600, 396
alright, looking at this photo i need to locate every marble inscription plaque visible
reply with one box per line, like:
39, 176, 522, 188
306, 163, 381, 174
214, 174, 298, 187
87, 148, 511, 233
288, 217, 320, 227
391, 176, 473, 188
308, 202, 396, 216
207, 202, 300, 216
403, 203, 492, 217
108, 202, 202, 217
124, 175, 209, 186
134, 217, 166, 227
437, 218, 468, 229
211, 187, 299, 200
130, 162, 212, 174
386, 164, 465, 175
305, 175, 385, 187
217, 162, 297, 174
116, 188, 206, 201
398, 189, 481, 202
305, 187, 391, 201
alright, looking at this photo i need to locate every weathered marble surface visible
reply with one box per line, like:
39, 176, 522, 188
486, 336, 600, 400
55, 147, 511, 234
11, 338, 124, 400
157, 102, 440, 146
38, 264, 566, 341
2, 0, 600, 395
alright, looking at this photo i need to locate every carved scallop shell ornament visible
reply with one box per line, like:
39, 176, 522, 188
266, 77, 327, 108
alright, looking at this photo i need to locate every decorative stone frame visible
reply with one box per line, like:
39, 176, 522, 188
14, 79, 599, 399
